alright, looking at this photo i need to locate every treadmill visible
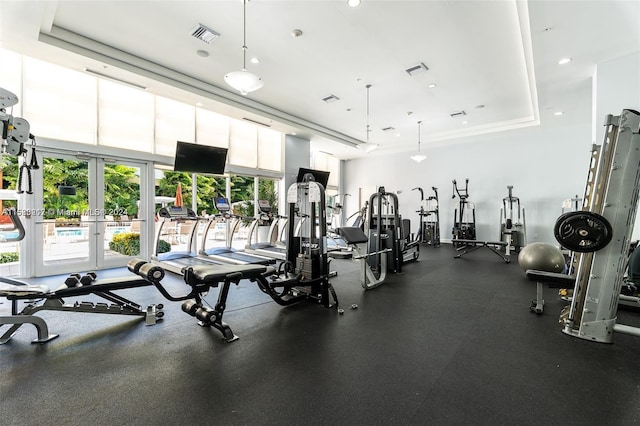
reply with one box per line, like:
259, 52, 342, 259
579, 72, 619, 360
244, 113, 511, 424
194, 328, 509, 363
199, 196, 276, 265
151, 205, 222, 275
244, 200, 288, 260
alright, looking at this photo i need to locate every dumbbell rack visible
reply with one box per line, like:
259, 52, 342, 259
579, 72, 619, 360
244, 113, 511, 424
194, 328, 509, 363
559, 109, 640, 343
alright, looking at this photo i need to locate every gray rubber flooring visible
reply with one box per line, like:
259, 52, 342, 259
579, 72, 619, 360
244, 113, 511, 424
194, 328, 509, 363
1, 245, 639, 425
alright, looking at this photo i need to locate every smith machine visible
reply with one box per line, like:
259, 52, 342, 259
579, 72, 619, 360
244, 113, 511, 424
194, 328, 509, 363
527, 109, 640, 343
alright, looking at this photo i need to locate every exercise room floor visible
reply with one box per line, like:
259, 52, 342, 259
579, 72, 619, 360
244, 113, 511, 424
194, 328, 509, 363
1, 245, 639, 425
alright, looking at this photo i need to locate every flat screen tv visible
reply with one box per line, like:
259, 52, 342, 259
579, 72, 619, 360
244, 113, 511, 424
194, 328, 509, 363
173, 141, 228, 175
296, 167, 330, 188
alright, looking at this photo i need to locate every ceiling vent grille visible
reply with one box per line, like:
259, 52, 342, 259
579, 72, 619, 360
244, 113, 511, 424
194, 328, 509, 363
405, 62, 429, 76
190, 24, 220, 44
242, 117, 271, 127
450, 111, 467, 118
381, 126, 395, 132
321, 95, 340, 103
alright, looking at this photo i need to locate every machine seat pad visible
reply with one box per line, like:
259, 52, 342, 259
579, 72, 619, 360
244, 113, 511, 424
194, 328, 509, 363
186, 264, 268, 284
525, 269, 575, 287
336, 227, 369, 244
0, 282, 51, 297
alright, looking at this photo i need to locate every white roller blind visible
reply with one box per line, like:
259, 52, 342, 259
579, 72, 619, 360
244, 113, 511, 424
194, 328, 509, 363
22, 57, 97, 144
228, 119, 257, 168
98, 80, 154, 151
257, 128, 282, 171
0, 49, 22, 116
196, 108, 229, 148
154, 96, 195, 157
312, 151, 339, 189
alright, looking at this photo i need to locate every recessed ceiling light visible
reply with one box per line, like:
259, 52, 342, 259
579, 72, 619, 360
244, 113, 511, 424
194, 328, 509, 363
291, 133, 297, 135
395, 133, 401, 137
554, 111, 564, 116
196, 50, 209, 58
427, 83, 437, 88
250, 57, 260, 64
196, 102, 203, 107
347, 0, 361, 7
462, 120, 468, 125
558, 57, 572, 65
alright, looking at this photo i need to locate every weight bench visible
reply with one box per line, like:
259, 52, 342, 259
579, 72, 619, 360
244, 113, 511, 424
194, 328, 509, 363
132, 260, 275, 342
525, 269, 575, 314
453, 239, 511, 263
0, 261, 164, 344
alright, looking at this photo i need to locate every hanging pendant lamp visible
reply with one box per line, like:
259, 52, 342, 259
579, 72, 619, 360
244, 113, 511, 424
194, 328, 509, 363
224, 0, 263, 95
357, 84, 379, 153
410, 121, 427, 163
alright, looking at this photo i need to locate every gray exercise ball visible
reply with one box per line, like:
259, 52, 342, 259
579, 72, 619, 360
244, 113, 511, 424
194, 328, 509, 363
517, 242, 565, 273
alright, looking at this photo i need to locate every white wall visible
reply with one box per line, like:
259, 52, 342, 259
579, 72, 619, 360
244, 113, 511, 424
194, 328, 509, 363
594, 52, 640, 145
343, 80, 593, 246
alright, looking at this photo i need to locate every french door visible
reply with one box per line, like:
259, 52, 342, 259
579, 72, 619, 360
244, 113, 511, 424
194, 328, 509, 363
33, 151, 149, 276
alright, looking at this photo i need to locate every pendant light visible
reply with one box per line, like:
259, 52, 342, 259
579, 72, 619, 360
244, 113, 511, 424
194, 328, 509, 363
224, 0, 263, 96
357, 84, 379, 153
410, 121, 427, 163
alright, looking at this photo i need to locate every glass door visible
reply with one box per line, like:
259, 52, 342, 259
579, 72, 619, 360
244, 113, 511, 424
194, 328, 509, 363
100, 159, 144, 269
35, 153, 92, 275
34, 152, 148, 276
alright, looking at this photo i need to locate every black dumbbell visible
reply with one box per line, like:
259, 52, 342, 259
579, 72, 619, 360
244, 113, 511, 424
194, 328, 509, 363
64, 276, 81, 288
80, 271, 97, 286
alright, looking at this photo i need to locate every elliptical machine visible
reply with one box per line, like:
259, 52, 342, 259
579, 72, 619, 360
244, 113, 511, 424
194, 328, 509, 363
499, 185, 526, 254
451, 179, 476, 246
413, 186, 440, 247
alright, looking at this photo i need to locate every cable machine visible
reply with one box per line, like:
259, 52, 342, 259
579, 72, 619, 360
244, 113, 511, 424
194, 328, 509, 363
451, 179, 476, 246
366, 187, 419, 274
499, 185, 526, 255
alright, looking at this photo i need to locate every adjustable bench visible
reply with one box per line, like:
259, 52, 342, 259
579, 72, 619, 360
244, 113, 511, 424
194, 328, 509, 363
0, 260, 164, 344
525, 269, 575, 314
133, 260, 274, 342
453, 239, 511, 263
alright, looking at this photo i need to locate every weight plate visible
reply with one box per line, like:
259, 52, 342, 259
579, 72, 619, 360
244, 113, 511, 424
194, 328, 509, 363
553, 211, 613, 252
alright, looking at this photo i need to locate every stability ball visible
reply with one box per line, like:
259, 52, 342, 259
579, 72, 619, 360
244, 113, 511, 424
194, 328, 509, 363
517, 242, 565, 273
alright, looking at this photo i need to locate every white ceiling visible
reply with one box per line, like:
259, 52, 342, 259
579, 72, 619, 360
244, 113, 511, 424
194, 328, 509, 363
0, 0, 638, 160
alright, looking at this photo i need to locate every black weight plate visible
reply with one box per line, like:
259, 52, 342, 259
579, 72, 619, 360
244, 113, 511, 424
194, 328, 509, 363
553, 211, 613, 253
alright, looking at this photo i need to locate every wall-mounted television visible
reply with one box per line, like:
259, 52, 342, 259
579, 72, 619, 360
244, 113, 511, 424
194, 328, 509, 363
296, 167, 330, 188
173, 141, 228, 175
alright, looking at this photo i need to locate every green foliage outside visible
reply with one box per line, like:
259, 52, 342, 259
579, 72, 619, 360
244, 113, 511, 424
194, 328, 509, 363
109, 233, 171, 256
1, 155, 278, 223
0, 252, 19, 264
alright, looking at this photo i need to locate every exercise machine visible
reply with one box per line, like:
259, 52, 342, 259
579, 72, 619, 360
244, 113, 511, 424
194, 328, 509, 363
337, 226, 390, 289
200, 196, 276, 265
529, 109, 640, 343
244, 199, 288, 260
451, 180, 510, 263
499, 185, 526, 254
151, 206, 221, 275
131, 171, 339, 341
413, 186, 440, 247
451, 179, 476, 246
366, 187, 419, 273
1, 87, 38, 194
0, 210, 164, 344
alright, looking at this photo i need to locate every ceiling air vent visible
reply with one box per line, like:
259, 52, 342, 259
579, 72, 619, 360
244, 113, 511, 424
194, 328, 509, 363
242, 117, 271, 127
322, 95, 340, 103
190, 24, 220, 44
381, 126, 395, 132
450, 111, 467, 118
405, 62, 429, 76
